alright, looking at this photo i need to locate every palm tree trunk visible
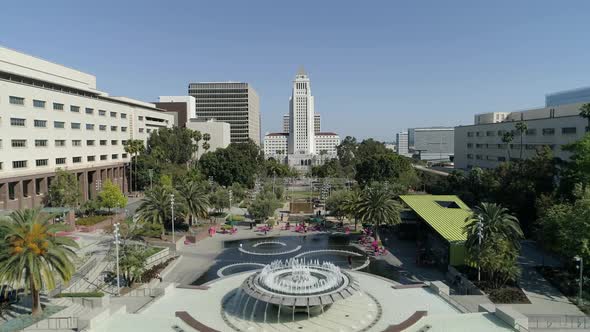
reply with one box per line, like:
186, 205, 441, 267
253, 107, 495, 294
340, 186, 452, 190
520, 134, 523, 159
30, 279, 42, 317
129, 158, 133, 194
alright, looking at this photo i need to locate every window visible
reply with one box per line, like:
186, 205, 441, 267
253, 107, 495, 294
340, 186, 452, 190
467, 154, 473, 159
476, 154, 483, 160
9, 96, 25, 105
100, 155, 108, 160
99, 110, 106, 116
111, 154, 118, 160
85, 108, 94, 114
111, 126, 117, 131
139, 128, 144, 133
54, 121, 65, 128
87, 156, 95, 162
146, 129, 151, 133
35, 140, 48, 147
497, 130, 505, 136
12, 140, 27, 148
56, 158, 66, 165
138, 116, 144, 121
0, 162, 2, 170
13, 160, 27, 168
87, 140, 95, 146
498, 156, 506, 162
111, 140, 118, 145
467, 132, 474, 137
72, 140, 82, 146
55, 140, 66, 147
562, 127, 577, 134
36, 159, 48, 167
476, 143, 483, 148
475, 131, 482, 137
486, 131, 495, 136
70, 105, 80, 113
71, 122, 81, 129
86, 123, 95, 130
53, 103, 64, 111
99, 125, 107, 131
526, 144, 536, 150
11, 118, 26, 126
33, 100, 46, 108
34, 120, 47, 128
121, 113, 127, 119
121, 126, 127, 132
121, 140, 127, 145
526, 129, 537, 136
100, 140, 107, 146
73, 157, 82, 163
122, 153, 128, 158
110, 111, 117, 118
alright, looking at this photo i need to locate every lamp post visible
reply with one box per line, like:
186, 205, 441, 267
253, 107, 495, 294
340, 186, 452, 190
170, 194, 175, 245
113, 223, 121, 296
228, 189, 233, 221
95, 178, 102, 196
476, 216, 484, 282
575, 256, 584, 305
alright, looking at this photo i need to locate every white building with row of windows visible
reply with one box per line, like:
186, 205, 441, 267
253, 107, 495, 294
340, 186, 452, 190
455, 87, 590, 169
263, 68, 340, 171
0, 46, 174, 210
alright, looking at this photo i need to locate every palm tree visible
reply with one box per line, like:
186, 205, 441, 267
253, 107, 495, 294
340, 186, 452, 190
124, 139, 145, 192
137, 186, 172, 238
176, 180, 209, 226
356, 184, 401, 242
501, 131, 514, 162
515, 121, 528, 160
342, 190, 361, 230
579, 103, 590, 132
202, 133, 211, 154
123, 141, 134, 192
463, 202, 523, 252
0, 209, 78, 317
191, 130, 202, 162
132, 140, 145, 191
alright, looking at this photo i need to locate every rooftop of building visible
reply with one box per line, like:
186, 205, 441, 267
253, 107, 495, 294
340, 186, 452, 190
265, 132, 289, 136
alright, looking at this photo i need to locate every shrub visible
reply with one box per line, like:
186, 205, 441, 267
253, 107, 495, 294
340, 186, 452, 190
487, 287, 529, 304
137, 223, 164, 238
144, 246, 165, 257
76, 215, 110, 226
140, 258, 175, 282
56, 292, 104, 298
226, 214, 245, 222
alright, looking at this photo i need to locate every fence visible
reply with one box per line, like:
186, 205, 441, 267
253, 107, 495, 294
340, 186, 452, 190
528, 315, 590, 329
48, 257, 98, 297
22, 316, 78, 330
124, 287, 165, 298
145, 247, 170, 269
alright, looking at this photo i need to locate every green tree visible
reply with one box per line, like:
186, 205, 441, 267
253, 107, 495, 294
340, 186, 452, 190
191, 129, 202, 162
146, 127, 194, 164
118, 244, 149, 285
579, 103, 590, 131
464, 202, 524, 252
0, 209, 78, 316
176, 180, 209, 226
209, 187, 230, 213
354, 153, 415, 188
47, 169, 81, 208
199, 140, 263, 187
99, 179, 128, 212
137, 186, 172, 238
248, 191, 281, 221
124, 139, 145, 192
515, 121, 528, 160
562, 134, 590, 189
325, 190, 349, 221
336, 136, 358, 177
356, 183, 401, 242
342, 190, 362, 230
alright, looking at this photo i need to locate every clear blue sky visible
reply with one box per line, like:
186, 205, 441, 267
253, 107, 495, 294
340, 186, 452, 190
2, 1, 590, 141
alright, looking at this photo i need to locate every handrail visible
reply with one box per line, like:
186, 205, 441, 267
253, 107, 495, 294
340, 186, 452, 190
528, 314, 590, 329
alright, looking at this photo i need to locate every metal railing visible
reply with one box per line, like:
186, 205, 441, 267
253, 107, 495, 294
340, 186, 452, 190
528, 315, 590, 329
48, 257, 97, 297
21, 316, 78, 330
124, 287, 164, 298
435, 290, 472, 313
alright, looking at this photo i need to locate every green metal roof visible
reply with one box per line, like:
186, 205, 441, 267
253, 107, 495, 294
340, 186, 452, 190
399, 194, 472, 243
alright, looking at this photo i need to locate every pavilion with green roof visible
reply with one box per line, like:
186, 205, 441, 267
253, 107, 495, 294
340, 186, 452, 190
399, 194, 472, 266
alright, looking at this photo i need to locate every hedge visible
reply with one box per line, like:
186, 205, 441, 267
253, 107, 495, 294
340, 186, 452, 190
76, 215, 110, 226
56, 292, 104, 298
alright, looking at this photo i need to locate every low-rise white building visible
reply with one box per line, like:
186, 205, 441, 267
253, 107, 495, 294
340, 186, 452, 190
186, 119, 231, 156
263, 133, 289, 162
0, 46, 174, 210
314, 132, 340, 155
455, 94, 589, 169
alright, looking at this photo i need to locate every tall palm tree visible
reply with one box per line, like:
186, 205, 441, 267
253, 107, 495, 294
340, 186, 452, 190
463, 202, 523, 252
191, 130, 202, 162
579, 103, 590, 132
501, 132, 514, 162
132, 140, 145, 191
515, 121, 528, 160
202, 133, 211, 154
0, 209, 78, 317
202, 142, 211, 153
137, 186, 173, 238
176, 180, 209, 226
123, 141, 134, 192
342, 190, 361, 230
356, 184, 401, 242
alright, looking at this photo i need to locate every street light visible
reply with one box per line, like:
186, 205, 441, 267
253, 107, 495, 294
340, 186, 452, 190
476, 216, 484, 282
170, 194, 175, 245
228, 189, 233, 221
113, 223, 121, 296
95, 178, 102, 195
575, 256, 584, 305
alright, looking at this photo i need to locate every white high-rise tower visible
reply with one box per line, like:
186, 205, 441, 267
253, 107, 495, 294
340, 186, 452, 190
288, 67, 315, 155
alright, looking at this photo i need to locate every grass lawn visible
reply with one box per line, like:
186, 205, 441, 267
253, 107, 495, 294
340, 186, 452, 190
287, 191, 317, 199
75, 215, 111, 226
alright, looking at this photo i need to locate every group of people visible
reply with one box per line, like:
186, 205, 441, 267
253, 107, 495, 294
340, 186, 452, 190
358, 228, 388, 256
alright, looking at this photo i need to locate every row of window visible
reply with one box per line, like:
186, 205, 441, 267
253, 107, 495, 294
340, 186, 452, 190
4, 139, 127, 148
9, 118, 127, 131
9, 95, 127, 119
7, 154, 128, 170
467, 127, 578, 137
467, 143, 558, 150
